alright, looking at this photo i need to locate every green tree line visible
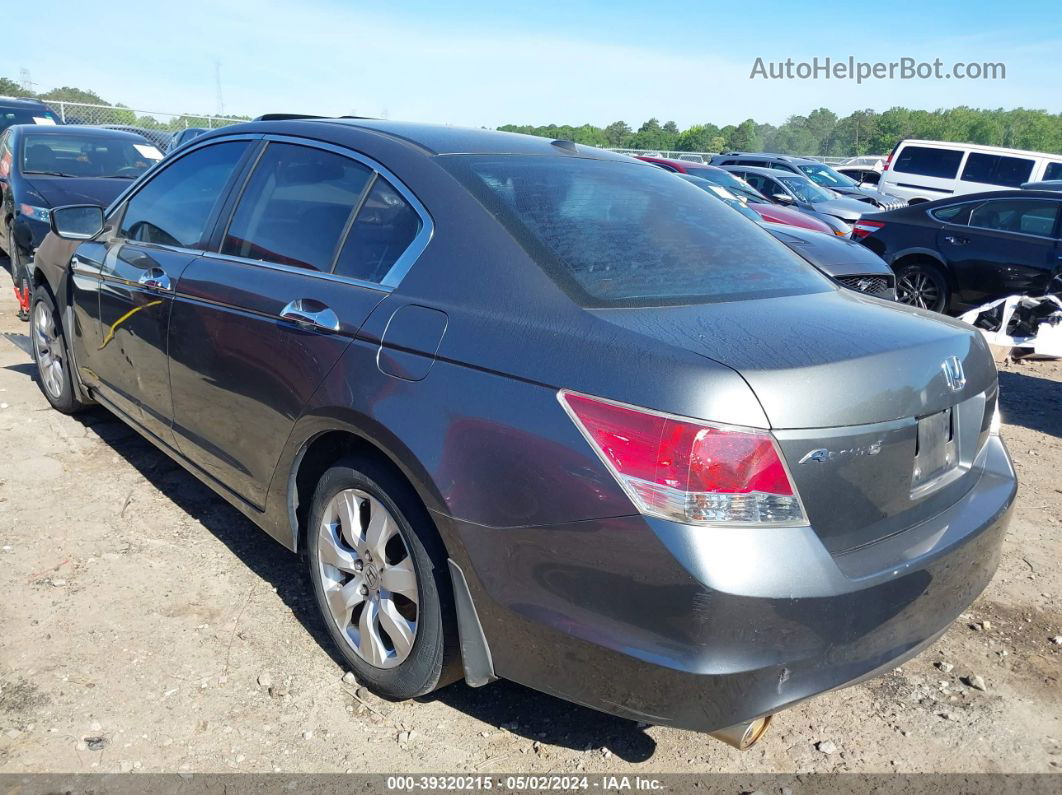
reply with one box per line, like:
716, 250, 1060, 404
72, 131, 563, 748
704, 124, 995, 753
0, 78, 250, 131
499, 106, 1062, 156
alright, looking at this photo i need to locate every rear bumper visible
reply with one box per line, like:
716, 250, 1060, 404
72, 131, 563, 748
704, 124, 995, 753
450, 435, 1015, 732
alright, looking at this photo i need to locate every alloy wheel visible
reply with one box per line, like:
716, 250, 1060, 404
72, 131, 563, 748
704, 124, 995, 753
316, 489, 419, 668
896, 270, 941, 311
32, 301, 65, 399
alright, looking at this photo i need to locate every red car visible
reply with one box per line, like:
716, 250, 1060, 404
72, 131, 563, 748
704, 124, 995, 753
635, 156, 835, 235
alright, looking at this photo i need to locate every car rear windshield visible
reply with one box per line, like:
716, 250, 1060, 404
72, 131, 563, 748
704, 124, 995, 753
0, 107, 61, 133
440, 155, 831, 307
22, 132, 163, 178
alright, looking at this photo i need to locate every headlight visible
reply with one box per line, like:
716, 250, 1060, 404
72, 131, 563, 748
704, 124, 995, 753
19, 204, 50, 223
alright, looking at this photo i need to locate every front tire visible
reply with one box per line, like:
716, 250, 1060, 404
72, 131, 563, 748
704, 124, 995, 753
895, 262, 950, 313
307, 456, 457, 699
30, 285, 88, 414
8, 228, 30, 322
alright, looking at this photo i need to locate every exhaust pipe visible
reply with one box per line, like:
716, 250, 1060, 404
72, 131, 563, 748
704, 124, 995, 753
707, 715, 772, 750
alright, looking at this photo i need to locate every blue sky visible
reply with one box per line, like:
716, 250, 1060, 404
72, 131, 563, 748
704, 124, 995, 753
6, 0, 1061, 127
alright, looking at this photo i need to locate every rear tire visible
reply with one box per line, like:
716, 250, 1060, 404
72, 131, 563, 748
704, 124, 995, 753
307, 455, 457, 699
30, 285, 88, 414
895, 261, 950, 313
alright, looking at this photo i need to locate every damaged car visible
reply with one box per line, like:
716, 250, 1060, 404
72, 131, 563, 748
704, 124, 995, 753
27, 119, 1016, 749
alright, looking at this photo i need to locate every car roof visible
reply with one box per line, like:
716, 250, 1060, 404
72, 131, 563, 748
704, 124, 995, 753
0, 96, 50, 109
722, 165, 806, 178
201, 117, 637, 160
13, 124, 149, 141
721, 152, 816, 164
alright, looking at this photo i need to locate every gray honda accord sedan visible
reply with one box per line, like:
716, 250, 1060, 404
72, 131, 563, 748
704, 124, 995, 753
28, 118, 1016, 750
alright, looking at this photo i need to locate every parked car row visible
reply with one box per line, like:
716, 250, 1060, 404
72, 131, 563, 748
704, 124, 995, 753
0, 116, 164, 317
22, 118, 1015, 751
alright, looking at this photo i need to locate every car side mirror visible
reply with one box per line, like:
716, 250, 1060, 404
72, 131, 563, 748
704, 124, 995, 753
772, 193, 794, 205
51, 205, 104, 240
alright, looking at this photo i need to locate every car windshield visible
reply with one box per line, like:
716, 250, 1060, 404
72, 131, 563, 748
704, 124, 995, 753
21, 132, 163, 178
0, 107, 61, 134
777, 175, 833, 203
441, 155, 831, 307
685, 167, 769, 202
681, 175, 762, 222
798, 163, 858, 188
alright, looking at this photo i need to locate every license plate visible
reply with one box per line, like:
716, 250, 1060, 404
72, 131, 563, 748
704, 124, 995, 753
912, 408, 958, 491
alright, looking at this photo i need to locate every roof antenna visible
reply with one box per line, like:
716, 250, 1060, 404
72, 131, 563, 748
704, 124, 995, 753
551, 139, 577, 153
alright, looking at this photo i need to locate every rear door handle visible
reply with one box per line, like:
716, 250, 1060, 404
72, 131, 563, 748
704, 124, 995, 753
280, 299, 340, 332
944, 235, 968, 246
137, 267, 172, 292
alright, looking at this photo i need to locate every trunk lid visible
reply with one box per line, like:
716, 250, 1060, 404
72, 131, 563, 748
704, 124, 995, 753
592, 289, 998, 554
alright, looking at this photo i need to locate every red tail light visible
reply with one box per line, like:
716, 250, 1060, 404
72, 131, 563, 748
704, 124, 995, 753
558, 391, 806, 526
852, 220, 885, 240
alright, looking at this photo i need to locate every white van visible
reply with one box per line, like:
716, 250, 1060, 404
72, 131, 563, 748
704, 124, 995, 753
878, 139, 1062, 204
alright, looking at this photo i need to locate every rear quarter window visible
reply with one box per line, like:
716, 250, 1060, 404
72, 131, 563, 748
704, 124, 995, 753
440, 155, 832, 307
893, 146, 964, 179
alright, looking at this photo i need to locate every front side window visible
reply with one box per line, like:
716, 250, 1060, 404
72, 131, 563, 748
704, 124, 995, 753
960, 153, 1035, 187
441, 155, 831, 307
222, 143, 373, 270
893, 145, 964, 179
969, 199, 1060, 237
120, 141, 248, 248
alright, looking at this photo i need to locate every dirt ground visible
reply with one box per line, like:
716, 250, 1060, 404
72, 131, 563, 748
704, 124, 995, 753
0, 267, 1059, 777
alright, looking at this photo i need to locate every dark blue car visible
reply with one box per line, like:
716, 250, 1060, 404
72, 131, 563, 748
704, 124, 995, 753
0, 124, 163, 317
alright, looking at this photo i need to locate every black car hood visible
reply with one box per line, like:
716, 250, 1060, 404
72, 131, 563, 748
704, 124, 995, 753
767, 225, 893, 277
23, 176, 131, 210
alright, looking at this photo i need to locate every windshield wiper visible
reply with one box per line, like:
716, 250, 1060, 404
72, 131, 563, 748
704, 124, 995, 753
97, 174, 140, 179
23, 170, 78, 178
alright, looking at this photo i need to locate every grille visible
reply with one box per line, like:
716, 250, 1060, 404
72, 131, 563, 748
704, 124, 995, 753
837, 274, 895, 297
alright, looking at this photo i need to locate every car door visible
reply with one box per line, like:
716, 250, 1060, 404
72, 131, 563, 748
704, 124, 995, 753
166, 138, 428, 507
938, 197, 1061, 306
70, 138, 254, 440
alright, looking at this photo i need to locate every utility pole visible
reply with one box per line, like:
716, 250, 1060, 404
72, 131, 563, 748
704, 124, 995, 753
19, 68, 37, 94
214, 60, 225, 117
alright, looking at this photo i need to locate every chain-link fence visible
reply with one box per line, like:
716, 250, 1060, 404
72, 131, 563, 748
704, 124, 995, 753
43, 100, 247, 136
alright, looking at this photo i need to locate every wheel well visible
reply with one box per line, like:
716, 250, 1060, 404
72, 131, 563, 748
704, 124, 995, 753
290, 430, 434, 555
892, 253, 956, 296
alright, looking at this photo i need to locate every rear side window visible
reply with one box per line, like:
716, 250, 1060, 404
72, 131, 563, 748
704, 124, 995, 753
1044, 162, 1062, 181
333, 177, 422, 283
222, 143, 372, 270
120, 141, 248, 248
440, 155, 831, 307
960, 153, 1034, 187
969, 199, 1060, 237
893, 146, 964, 179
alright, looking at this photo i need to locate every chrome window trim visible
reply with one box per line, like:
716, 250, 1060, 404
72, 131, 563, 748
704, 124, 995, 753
196, 249, 392, 293
102, 131, 434, 292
